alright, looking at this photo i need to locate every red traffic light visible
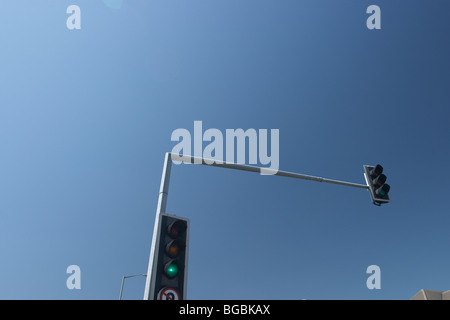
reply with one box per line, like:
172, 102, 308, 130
167, 220, 187, 238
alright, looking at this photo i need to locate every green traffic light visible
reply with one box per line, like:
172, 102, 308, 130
166, 262, 179, 278
375, 183, 390, 197
380, 184, 390, 196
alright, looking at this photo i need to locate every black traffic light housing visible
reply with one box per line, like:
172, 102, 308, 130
150, 213, 189, 300
363, 164, 391, 206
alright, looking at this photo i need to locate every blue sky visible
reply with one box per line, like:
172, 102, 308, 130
0, 0, 449, 299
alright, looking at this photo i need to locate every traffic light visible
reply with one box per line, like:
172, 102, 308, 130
363, 164, 391, 206
149, 213, 189, 300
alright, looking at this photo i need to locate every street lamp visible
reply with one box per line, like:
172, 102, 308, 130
119, 274, 146, 300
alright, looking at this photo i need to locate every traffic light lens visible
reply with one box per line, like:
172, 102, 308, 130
380, 184, 390, 196
166, 263, 179, 278
373, 174, 386, 186
167, 220, 187, 238
370, 164, 383, 178
166, 239, 186, 258
170, 226, 180, 237
167, 244, 179, 257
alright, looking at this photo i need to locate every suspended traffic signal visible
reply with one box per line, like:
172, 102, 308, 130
363, 164, 391, 206
148, 213, 189, 300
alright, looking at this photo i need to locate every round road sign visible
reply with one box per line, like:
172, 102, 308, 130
157, 287, 180, 300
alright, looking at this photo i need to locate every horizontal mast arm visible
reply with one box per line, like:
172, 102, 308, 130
170, 153, 369, 190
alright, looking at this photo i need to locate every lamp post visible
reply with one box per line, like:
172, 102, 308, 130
119, 274, 146, 300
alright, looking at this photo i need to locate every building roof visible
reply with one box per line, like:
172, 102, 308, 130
411, 289, 450, 300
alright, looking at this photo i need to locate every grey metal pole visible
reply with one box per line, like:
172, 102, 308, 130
172, 154, 369, 190
120, 274, 147, 300
143, 152, 368, 299
143, 153, 172, 300
119, 276, 125, 300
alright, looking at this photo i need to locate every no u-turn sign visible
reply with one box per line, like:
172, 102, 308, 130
157, 287, 180, 300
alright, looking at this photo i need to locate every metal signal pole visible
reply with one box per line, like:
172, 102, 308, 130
143, 152, 369, 300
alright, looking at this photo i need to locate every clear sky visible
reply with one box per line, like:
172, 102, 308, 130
0, 0, 449, 300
